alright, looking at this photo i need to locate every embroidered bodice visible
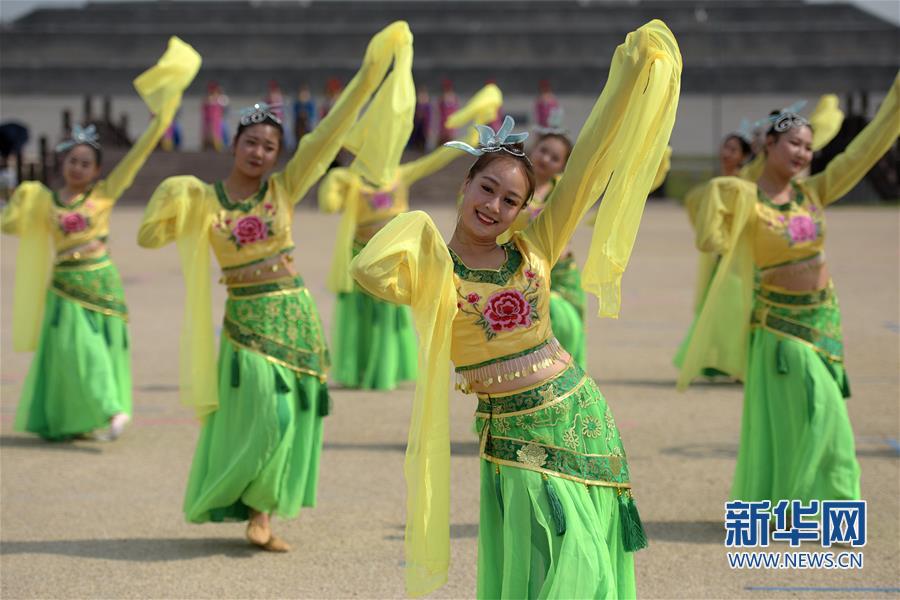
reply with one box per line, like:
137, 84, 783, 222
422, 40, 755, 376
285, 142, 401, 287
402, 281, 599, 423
752, 182, 826, 269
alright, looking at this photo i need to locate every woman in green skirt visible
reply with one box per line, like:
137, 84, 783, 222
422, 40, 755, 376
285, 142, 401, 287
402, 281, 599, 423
137, 23, 412, 551
352, 21, 681, 597
677, 72, 899, 504
1, 37, 199, 441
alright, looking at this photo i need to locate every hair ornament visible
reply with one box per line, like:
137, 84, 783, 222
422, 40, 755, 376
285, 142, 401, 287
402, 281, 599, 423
444, 115, 529, 158
56, 124, 100, 153
753, 99, 810, 133
239, 102, 283, 126
534, 107, 568, 137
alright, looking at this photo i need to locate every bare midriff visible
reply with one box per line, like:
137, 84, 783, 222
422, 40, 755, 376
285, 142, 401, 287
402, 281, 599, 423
466, 350, 572, 395
355, 217, 395, 243
760, 253, 829, 291
221, 252, 297, 286
57, 239, 107, 262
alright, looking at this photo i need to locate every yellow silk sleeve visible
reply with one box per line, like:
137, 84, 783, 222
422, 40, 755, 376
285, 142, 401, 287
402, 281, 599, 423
809, 94, 844, 151
526, 19, 682, 317
398, 83, 503, 185
676, 176, 756, 389
807, 71, 899, 206
738, 153, 764, 182
272, 21, 413, 203
322, 169, 363, 293
138, 176, 218, 420
350, 211, 456, 597
2, 182, 53, 351
98, 37, 200, 201
651, 145, 672, 192
343, 27, 415, 188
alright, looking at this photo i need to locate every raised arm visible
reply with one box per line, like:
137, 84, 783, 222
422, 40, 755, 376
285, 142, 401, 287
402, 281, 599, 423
526, 20, 682, 317
351, 211, 456, 597
399, 84, 503, 185
807, 72, 899, 205
273, 21, 413, 203
317, 167, 355, 214
99, 37, 200, 201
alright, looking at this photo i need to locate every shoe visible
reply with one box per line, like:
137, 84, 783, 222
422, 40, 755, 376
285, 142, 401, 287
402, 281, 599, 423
107, 413, 130, 441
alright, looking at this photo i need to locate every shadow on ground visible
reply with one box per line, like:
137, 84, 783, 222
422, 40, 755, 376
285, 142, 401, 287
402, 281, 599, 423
0, 538, 258, 561
643, 520, 724, 545
0, 435, 102, 454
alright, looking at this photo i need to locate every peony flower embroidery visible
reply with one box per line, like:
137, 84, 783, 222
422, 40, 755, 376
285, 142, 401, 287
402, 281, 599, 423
467, 292, 480, 304
786, 215, 818, 244
229, 215, 272, 248
369, 191, 393, 211
482, 289, 533, 333
58, 212, 89, 234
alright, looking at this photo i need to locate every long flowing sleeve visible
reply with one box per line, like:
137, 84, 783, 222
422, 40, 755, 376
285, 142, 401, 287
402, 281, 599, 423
738, 153, 764, 182
138, 176, 218, 420
650, 145, 672, 192
350, 211, 456, 597
97, 37, 200, 201
676, 176, 757, 389
809, 94, 844, 151
525, 20, 682, 317
2, 182, 53, 351
321, 168, 363, 293
398, 84, 503, 185
271, 21, 413, 203
807, 72, 899, 206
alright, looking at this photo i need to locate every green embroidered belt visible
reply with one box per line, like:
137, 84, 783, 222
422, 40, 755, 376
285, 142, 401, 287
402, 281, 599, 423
752, 283, 843, 363
223, 276, 329, 381
51, 255, 128, 319
475, 364, 631, 488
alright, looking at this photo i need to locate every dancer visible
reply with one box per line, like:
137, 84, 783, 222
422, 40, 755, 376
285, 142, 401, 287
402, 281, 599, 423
675, 94, 846, 381
1, 37, 199, 441
352, 21, 680, 597
136, 23, 412, 550
677, 73, 898, 506
319, 84, 502, 390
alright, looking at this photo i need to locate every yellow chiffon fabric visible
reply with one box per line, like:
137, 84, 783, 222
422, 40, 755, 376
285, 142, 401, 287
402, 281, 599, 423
678, 72, 899, 389
1, 36, 199, 352
137, 22, 412, 420
352, 19, 681, 596
739, 93, 846, 182
321, 83, 502, 294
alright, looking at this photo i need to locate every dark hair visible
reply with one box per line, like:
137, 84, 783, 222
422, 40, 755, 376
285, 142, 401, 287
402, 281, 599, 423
534, 132, 573, 164
465, 143, 536, 205
723, 134, 751, 157
63, 142, 102, 167
234, 117, 284, 152
765, 110, 813, 144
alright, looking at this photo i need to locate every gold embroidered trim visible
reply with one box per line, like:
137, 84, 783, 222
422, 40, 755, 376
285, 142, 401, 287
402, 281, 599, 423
223, 331, 329, 382
455, 337, 567, 393
49, 287, 129, 321
474, 373, 587, 419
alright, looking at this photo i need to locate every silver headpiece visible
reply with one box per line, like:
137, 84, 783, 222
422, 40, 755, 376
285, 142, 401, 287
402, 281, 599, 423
444, 115, 529, 158
56, 124, 100, 153
239, 102, 282, 126
753, 100, 809, 133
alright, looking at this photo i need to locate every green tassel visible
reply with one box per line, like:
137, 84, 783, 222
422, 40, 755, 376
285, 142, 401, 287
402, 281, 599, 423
543, 475, 566, 536
274, 369, 291, 394
230, 350, 240, 388
318, 384, 331, 417
775, 340, 789, 374
103, 319, 112, 347
51, 300, 62, 327
298, 386, 311, 411
494, 467, 504, 518
619, 491, 648, 552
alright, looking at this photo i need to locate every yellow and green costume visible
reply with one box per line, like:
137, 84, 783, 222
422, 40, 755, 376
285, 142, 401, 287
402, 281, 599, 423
677, 72, 899, 505
136, 23, 412, 523
1, 37, 199, 440
352, 20, 681, 598
674, 93, 846, 378
319, 84, 502, 390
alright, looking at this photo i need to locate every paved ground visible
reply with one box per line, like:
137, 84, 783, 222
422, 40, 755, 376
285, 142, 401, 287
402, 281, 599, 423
1, 201, 898, 599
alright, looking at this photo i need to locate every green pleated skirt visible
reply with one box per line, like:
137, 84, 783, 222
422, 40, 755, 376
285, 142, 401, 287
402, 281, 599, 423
475, 364, 642, 599
549, 254, 586, 369
330, 240, 417, 390
731, 282, 859, 503
183, 277, 330, 523
15, 257, 131, 440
